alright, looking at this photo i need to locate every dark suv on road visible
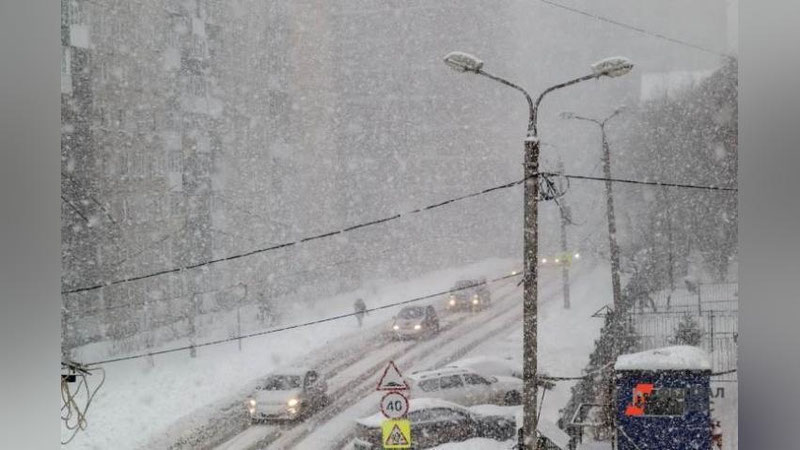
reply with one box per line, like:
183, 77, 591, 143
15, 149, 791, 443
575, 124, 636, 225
446, 278, 491, 311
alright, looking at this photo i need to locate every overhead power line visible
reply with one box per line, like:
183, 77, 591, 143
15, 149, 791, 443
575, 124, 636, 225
535, 0, 731, 58
64, 172, 732, 296
81, 271, 523, 366
69, 240, 419, 317
62, 176, 530, 295
544, 172, 738, 192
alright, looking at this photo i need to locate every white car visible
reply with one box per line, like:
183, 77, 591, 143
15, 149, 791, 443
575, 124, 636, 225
246, 368, 329, 422
407, 367, 522, 406
445, 356, 523, 379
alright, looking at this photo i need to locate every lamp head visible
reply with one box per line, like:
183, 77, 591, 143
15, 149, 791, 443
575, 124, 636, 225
443, 51, 484, 73
591, 56, 634, 78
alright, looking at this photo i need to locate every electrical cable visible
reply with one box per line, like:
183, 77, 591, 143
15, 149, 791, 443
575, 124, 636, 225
544, 172, 737, 192
62, 176, 532, 295
61, 362, 106, 445
79, 271, 523, 367
69, 242, 399, 316
63, 171, 732, 296
535, 0, 731, 58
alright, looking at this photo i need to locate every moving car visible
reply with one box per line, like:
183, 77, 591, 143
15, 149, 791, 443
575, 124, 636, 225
351, 398, 516, 449
445, 278, 491, 311
407, 367, 523, 406
390, 305, 440, 339
246, 368, 329, 423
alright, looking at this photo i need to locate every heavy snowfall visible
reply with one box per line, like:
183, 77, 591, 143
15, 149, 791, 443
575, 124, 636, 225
60, 1, 738, 449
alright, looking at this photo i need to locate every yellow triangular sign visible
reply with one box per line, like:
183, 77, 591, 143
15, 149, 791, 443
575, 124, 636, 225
382, 419, 411, 449
385, 424, 408, 445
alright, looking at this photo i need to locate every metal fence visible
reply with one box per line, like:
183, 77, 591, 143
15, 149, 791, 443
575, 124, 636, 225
626, 282, 738, 382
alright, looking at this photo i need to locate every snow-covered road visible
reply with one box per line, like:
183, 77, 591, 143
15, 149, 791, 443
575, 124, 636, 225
211, 262, 604, 450
215, 274, 528, 449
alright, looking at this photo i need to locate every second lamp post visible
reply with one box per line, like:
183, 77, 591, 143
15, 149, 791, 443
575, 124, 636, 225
561, 108, 626, 310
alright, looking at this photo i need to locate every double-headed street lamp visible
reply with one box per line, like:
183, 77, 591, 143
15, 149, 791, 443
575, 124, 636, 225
443, 52, 633, 449
560, 107, 625, 311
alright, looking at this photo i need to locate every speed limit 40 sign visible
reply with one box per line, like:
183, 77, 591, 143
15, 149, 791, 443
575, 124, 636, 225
380, 391, 409, 419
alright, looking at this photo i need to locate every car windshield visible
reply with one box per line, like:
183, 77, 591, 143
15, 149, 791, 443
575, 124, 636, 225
398, 307, 424, 319
262, 375, 302, 390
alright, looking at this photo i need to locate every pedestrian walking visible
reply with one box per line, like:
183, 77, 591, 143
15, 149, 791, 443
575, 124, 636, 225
353, 298, 367, 327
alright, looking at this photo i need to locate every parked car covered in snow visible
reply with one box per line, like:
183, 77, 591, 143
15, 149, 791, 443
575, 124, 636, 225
445, 356, 523, 379
351, 398, 516, 449
407, 367, 522, 406
446, 278, 491, 311
246, 368, 329, 423
390, 305, 440, 339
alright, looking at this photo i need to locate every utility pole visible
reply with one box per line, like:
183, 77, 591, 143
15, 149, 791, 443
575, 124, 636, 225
236, 283, 247, 352
557, 161, 571, 309
189, 293, 198, 357
561, 108, 626, 309
601, 125, 623, 310
444, 51, 633, 449
666, 187, 674, 309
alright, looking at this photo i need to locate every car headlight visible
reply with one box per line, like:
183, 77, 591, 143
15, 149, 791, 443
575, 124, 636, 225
287, 398, 299, 407
472, 299, 479, 305
249, 399, 256, 407
449, 299, 456, 306
393, 324, 400, 330
414, 324, 421, 330
541, 258, 547, 264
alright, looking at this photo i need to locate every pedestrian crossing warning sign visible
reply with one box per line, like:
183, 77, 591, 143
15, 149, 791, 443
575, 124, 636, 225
382, 419, 411, 448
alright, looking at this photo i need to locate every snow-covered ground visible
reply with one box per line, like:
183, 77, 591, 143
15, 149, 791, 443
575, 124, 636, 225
66, 257, 737, 450
63, 258, 519, 450
65, 257, 665, 450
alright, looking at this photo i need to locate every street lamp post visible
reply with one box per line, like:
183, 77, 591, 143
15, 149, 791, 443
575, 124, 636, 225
444, 52, 633, 449
561, 107, 625, 310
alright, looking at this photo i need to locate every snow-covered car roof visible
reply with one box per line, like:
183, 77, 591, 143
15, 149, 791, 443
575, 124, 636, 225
614, 345, 712, 371
407, 366, 473, 380
445, 356, 522, 378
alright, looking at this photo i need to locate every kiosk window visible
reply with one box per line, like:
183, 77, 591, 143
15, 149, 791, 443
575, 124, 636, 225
644, 387, 687, 416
